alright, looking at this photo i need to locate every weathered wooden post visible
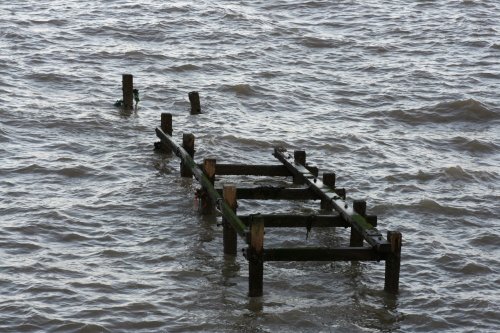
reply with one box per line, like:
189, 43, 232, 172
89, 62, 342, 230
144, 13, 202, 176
321, 173, 336, 210
223, 184, 238, 255
248, 215, 264, 297
189, 91, 201, 115
293, 150, 306, 184
201, 158, 216, 214
181, 133, 195, 177
159, 113, 173, 153
122, 74, 134, 110
350, 200, 366, 247
385, 231, 402, 294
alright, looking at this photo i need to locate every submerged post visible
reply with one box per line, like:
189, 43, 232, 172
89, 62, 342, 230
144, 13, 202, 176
223, 184, 238, 256
385, 231, 402, 294
293, 150, 306, 184
248, 215, 264, 297
201, 158, 216, 214
189, 91, 201, 115
159, 113, 173, 153
181, 134, 195, 177
321, 173, 336, 210
350, 200, 366, 247
122, 74, 134, 110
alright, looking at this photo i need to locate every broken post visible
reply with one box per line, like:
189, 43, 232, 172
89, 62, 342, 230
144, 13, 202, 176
122, 74, 134, 110
350, 200, 366, 247
201, 158, 216, 214
223, 184, 238, 256
248, 215, 264, 297
181, 134, 195, 177
385, 231, 402, 294
189, 91, 201, 115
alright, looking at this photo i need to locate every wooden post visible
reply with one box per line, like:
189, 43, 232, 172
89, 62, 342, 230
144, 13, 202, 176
189, 91, 201, 115
385, 231, 402, 294
248, 215, 264, 297
122, 74, 134, 110
350, 200, 366, 247
181, 133, 195, 177
159, 113, 173, 153
201, 158, 216, 214
293, 150, 306, 184
223, 184, 238, 256
321, 173, 336, 210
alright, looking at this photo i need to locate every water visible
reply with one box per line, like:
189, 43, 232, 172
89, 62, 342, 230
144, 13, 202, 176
1, 1, 499, 332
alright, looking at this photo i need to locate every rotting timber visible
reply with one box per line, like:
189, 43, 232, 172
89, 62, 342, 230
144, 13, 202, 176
154, 112, 402, 297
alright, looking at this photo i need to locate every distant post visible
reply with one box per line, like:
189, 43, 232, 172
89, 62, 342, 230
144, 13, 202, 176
122, 74, 134, 110
189, 91, 201, 115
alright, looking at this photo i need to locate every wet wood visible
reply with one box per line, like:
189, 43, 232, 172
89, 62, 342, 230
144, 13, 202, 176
248, 215, 264, 297
155, 127, 247, 236
159, 113, 173, 153
273, 147, 390, 252
188, 91, 201, 114
293, 150, 306, 184
385, 231, 402, 294
238, 214, 349, 228
215, 187, 319, 200
122, 74, 134, 110
321, 173, 336, 210
181, 133, 195, 177
198, 164, 292, 177
350, 200, 366, 247
200, 158, 216, 214
223, 185, 238, 255
263, 247, 385, 262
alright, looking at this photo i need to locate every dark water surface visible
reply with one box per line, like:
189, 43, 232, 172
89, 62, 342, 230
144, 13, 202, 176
1, 1, 499, 332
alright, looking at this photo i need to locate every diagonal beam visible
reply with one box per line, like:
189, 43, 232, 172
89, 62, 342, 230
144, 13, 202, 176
273, 147, 390, 252
156, 127, 247, 237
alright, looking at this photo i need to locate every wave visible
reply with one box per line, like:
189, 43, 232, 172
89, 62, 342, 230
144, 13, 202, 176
169, 64, 200, 72
383, 99, 499, 125
218, 83, 256, 96
384, 166, 498, 183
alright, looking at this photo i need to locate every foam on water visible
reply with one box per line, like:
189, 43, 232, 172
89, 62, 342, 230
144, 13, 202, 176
1, 0, 499, 332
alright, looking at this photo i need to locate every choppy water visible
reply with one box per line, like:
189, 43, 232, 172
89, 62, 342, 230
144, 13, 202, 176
1, 1, 499, 332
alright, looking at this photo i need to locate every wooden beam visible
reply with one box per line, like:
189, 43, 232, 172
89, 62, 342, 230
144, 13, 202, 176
263, 247, 386, 262
273, 147, 390, 252
238, 214, 349, 228
155, 127, 247, 237
197, 164, 292, 177
215, 187, 319, 200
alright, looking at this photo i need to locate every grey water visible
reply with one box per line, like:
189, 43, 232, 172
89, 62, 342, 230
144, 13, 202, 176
1, 1, 499, 332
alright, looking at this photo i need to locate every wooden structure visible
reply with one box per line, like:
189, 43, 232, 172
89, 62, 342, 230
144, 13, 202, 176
154, 112, 402, 297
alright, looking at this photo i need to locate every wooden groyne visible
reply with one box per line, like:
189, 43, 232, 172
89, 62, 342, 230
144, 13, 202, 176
153, 109, 402, 297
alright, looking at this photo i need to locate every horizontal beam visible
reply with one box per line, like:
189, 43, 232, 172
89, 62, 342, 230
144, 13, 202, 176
238, 214, 349, 228
197, 163, 292, 176
216, 187, 320, 200
238, 214, 377, 228
156, 127, 247, 237
263, 247, 386, 262
273, 148, 390, 252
